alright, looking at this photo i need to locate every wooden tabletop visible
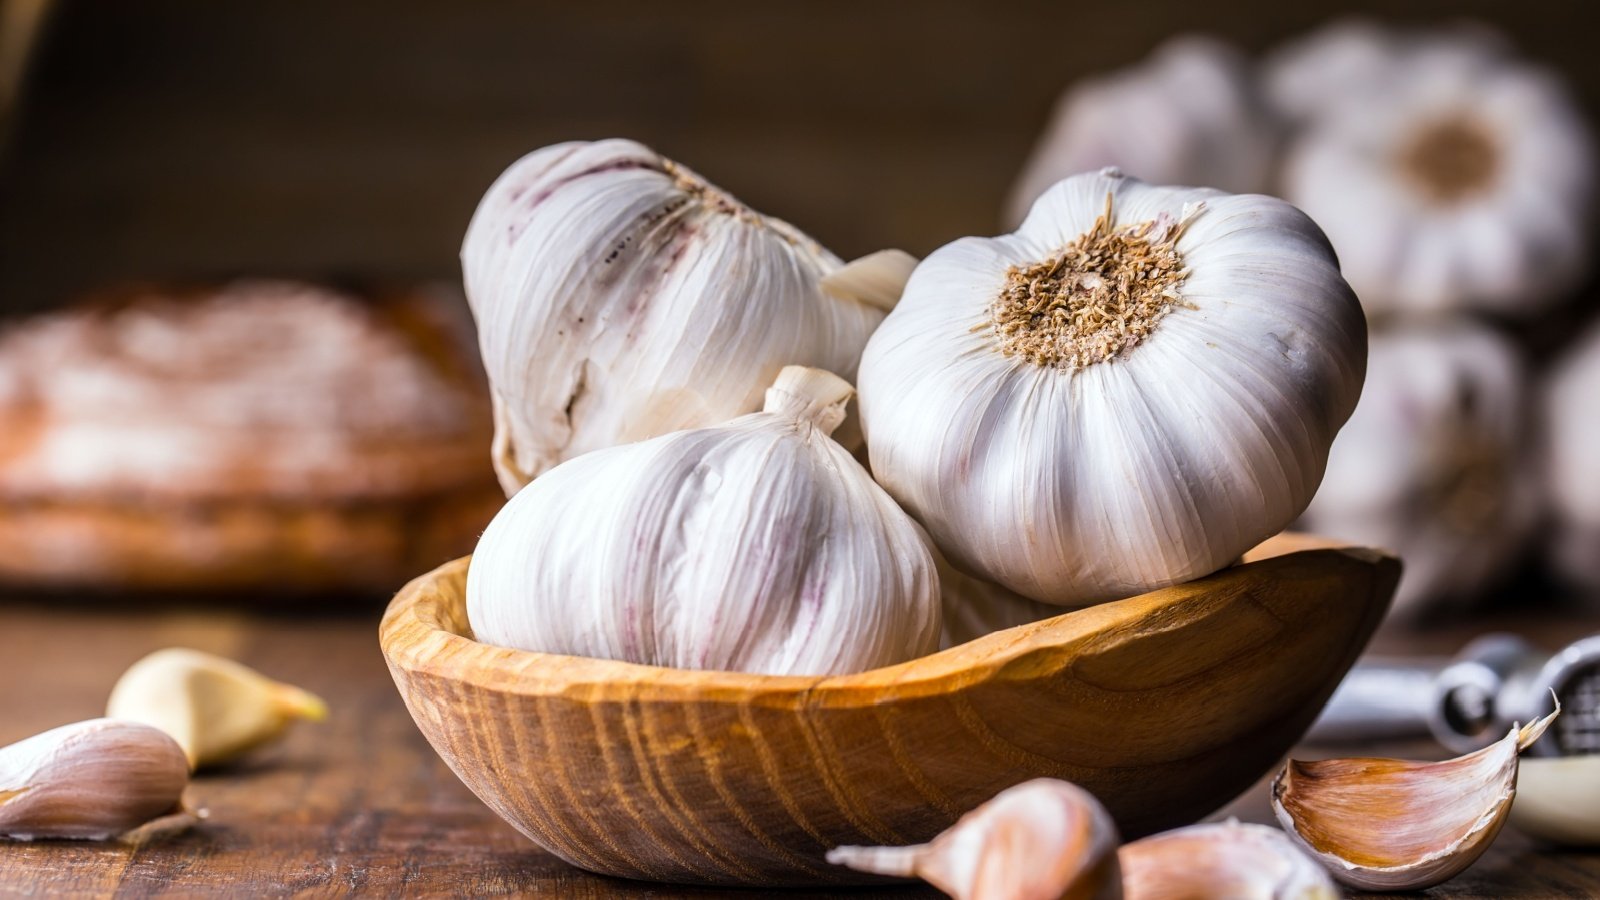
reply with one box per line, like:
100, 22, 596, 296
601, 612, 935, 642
2, 596, 1597, 898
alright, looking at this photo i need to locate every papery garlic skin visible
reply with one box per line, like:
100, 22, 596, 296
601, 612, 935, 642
1, 719, 189, 841
937, 555, 1059, 649
1300, 323, 1534, 618
462, 138, 891, 494
861, 169, 1364, 607
1005, 36, 1278, 228
1118, 820, 1336, 900
1275, 23, 1595, 317
828, 778, 1121, 900
1543, 322, 1600, 591
1271, 708, 1557, 890
467, 366, 939, 676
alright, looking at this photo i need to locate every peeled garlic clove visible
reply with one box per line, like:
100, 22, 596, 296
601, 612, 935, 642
860, 169, 1365, 608
462, 138, 899, 494
1275, 22, 1594, 317
827, 778, 1121, 900
0, 719, 189, 841
1271, 706, 1559, 890
1118, 820, 1336, 899
468, 365, 940, 676
1006, 36, 1279, 227
106, 648, 327, 769
1299, 322, 1536, 619
1508, 756, 1600, 846
1542, 321, 1600, 593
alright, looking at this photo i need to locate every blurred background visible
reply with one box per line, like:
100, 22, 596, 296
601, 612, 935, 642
1, 0, 1597, 616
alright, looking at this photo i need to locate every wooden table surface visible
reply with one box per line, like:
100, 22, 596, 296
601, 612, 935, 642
2, 596, 1598, 898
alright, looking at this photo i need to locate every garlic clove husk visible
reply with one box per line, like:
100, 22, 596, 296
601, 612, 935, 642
1298, 322, 1536, 619
1271, 706, 1558, 890
1274, 22, 1595, 317
860, 168, 1365, 608
106, 648, 327, 770
1118, 820, 1336, 899
827, 778, 1121, 900
1542, 321, 1600, 593
461, 138, 898, 495
0, 718, 190, 841
467, 365, 940, 676
1507, 755, 1600, 846
1006, 36, 1280, 228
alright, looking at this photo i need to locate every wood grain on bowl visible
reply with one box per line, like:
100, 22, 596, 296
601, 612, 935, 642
378, 533, 1398, 886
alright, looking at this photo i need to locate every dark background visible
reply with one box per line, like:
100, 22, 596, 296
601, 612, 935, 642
2, 0, 1597, 320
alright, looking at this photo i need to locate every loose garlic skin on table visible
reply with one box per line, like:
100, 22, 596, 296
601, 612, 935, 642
1300, 323, 1535, 618
1543, 322, 1600, 592
462, 138, 899, 494
467, 366, 939, 677
1, 719, 190, 841
860, 169, 1365, 608
1005, 36, 1278, 228
828, 779, 1121, 900
1274, 23, 1595, 318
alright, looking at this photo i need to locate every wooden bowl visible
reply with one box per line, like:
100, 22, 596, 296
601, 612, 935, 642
379, 533, 1397, 887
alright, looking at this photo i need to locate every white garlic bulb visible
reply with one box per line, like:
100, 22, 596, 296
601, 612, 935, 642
462, 138, 906, 494
1005, 36, 1279, 228
1543, 321, 1600, 591
1275, 22, 1595, 317
860, 169, 1364, 607
1300, 322, 1535, 618
938, 555, 1059, 649
467, 366, 939, 676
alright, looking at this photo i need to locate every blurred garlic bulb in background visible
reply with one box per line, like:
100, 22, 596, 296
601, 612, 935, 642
462, 138, 905, 494
1543, 322, 1600, 592
1275, 22, 1595, 317
1005, 36, 1278, 228
861, 169, 1364, 608
468, 366, 939, 676
1301, 323, 1535, 618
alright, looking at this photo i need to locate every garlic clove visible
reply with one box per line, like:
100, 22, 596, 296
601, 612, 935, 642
106, 648, 327, 770
0, 718, 190, 841
820, 249, 920, 311
1271, 706, 1558, 890
1508, 755, 1600, 846
827, 778, 1121, 900
1118, 820, 1336, 899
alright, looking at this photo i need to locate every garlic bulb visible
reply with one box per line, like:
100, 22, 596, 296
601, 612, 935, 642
467, 366, 939, 676
106, 648, 328, 769
938, 555, 1059, 649
827, 778, 1121, 900
1, 719, 190, 841
860, 169, 1365, 607
1118, 820, 1336, 899
1300, 322, 1535, 618
1543, 322, 1600, 591
1275, 22, 1595, 317
1005, 36, 1278, 228
1271, 706, 1558, 890
462, 138, 905, 494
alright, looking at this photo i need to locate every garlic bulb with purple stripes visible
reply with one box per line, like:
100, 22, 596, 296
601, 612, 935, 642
462, 138, 913, 494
